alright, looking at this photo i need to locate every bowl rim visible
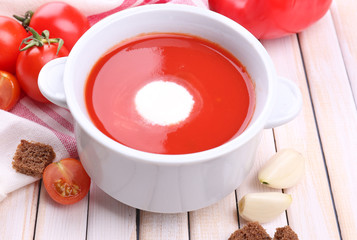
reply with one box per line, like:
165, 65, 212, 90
64, 4, 277, 165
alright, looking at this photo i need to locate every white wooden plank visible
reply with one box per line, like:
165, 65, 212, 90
298, 10, 357, 239
34, 183, 88, 240
86, 184, 136, 240
0, 184, 38, 240
263, 32, 341, 239
139, 211, 188, 240
330, 0, 357, 97
189, 193, 237, 240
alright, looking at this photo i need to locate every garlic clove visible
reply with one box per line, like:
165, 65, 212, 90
238, 192, 292, 223
258, 149, 305, 189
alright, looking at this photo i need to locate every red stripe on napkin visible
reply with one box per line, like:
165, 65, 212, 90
87, 0, 208, 25
87, 0, 170, 25
11, 99, 78, 158
33, 102, 74, 133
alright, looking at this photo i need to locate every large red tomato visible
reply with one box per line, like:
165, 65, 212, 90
16, 34, 69, 102
0, 16, 28, 74
209, 0, 332, 39
29, 2, 90, 51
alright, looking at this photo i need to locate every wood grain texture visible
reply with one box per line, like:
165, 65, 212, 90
263, 33, 341, 239
139, 211, 188, 240
299, 11, 357, 239
330, 0, 357, 97
87, 184, 136, 240
34, 183, 88, 240
189, 193, 237, 240
0, 184, 38, 240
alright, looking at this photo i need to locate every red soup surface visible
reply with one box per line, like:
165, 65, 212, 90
85, 33, 255, 154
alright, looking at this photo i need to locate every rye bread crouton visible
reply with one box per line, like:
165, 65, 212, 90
12, 140, 56, 177
273, 226, 299, 240
228, 222, 272, 240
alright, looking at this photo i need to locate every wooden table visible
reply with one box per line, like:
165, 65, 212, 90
1, 0, 357, 239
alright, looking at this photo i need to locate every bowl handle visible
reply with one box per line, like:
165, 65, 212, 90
264, 77, 302, 129
38, 57, 68, 109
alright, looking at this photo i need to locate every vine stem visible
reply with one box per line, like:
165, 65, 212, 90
19, 27, 64, 55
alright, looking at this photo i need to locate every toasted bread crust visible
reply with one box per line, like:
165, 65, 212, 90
273, 226, 299, 240
12, 140, 56, 177
228, 222, 272, 240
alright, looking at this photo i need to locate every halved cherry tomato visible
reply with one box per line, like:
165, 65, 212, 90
0, 70, 21, 111
0, 16, 28, 74
43, 158, 91, 205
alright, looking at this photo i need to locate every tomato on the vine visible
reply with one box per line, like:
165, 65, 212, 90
209, 0, 332, 39
16, 28, 69, 102
43, 158, 91, 205
0, 70, 21, 111
0, 16, 28, 74
19, 2, 90, 51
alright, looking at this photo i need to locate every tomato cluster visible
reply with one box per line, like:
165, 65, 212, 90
0, 2, 91, 205
0, 2, 89, 107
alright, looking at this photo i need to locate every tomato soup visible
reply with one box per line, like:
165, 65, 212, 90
85, 33, 255, 154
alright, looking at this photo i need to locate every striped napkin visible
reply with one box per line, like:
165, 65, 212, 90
0, 0, 208, 202
0, 0, 208, 19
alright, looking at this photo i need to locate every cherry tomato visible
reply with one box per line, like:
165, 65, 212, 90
29, 2, 90, 51
43, 158, 91, 205
16, 43, 69, 102
209, 0, 332, 39
0, 16, 28, 74
0, 70, 21, 111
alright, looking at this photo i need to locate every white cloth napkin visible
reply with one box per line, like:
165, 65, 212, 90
0, 98, 77, 202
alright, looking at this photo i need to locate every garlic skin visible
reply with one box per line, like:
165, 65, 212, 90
258, 149, 305, 189
238, 192, 292, 223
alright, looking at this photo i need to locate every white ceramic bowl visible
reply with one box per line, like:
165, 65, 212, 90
38, 4, 302, 213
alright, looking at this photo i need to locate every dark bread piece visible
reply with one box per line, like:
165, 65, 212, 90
12, 140, 56, 177
273, 226, 299, 240
228, 222, 272, 240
